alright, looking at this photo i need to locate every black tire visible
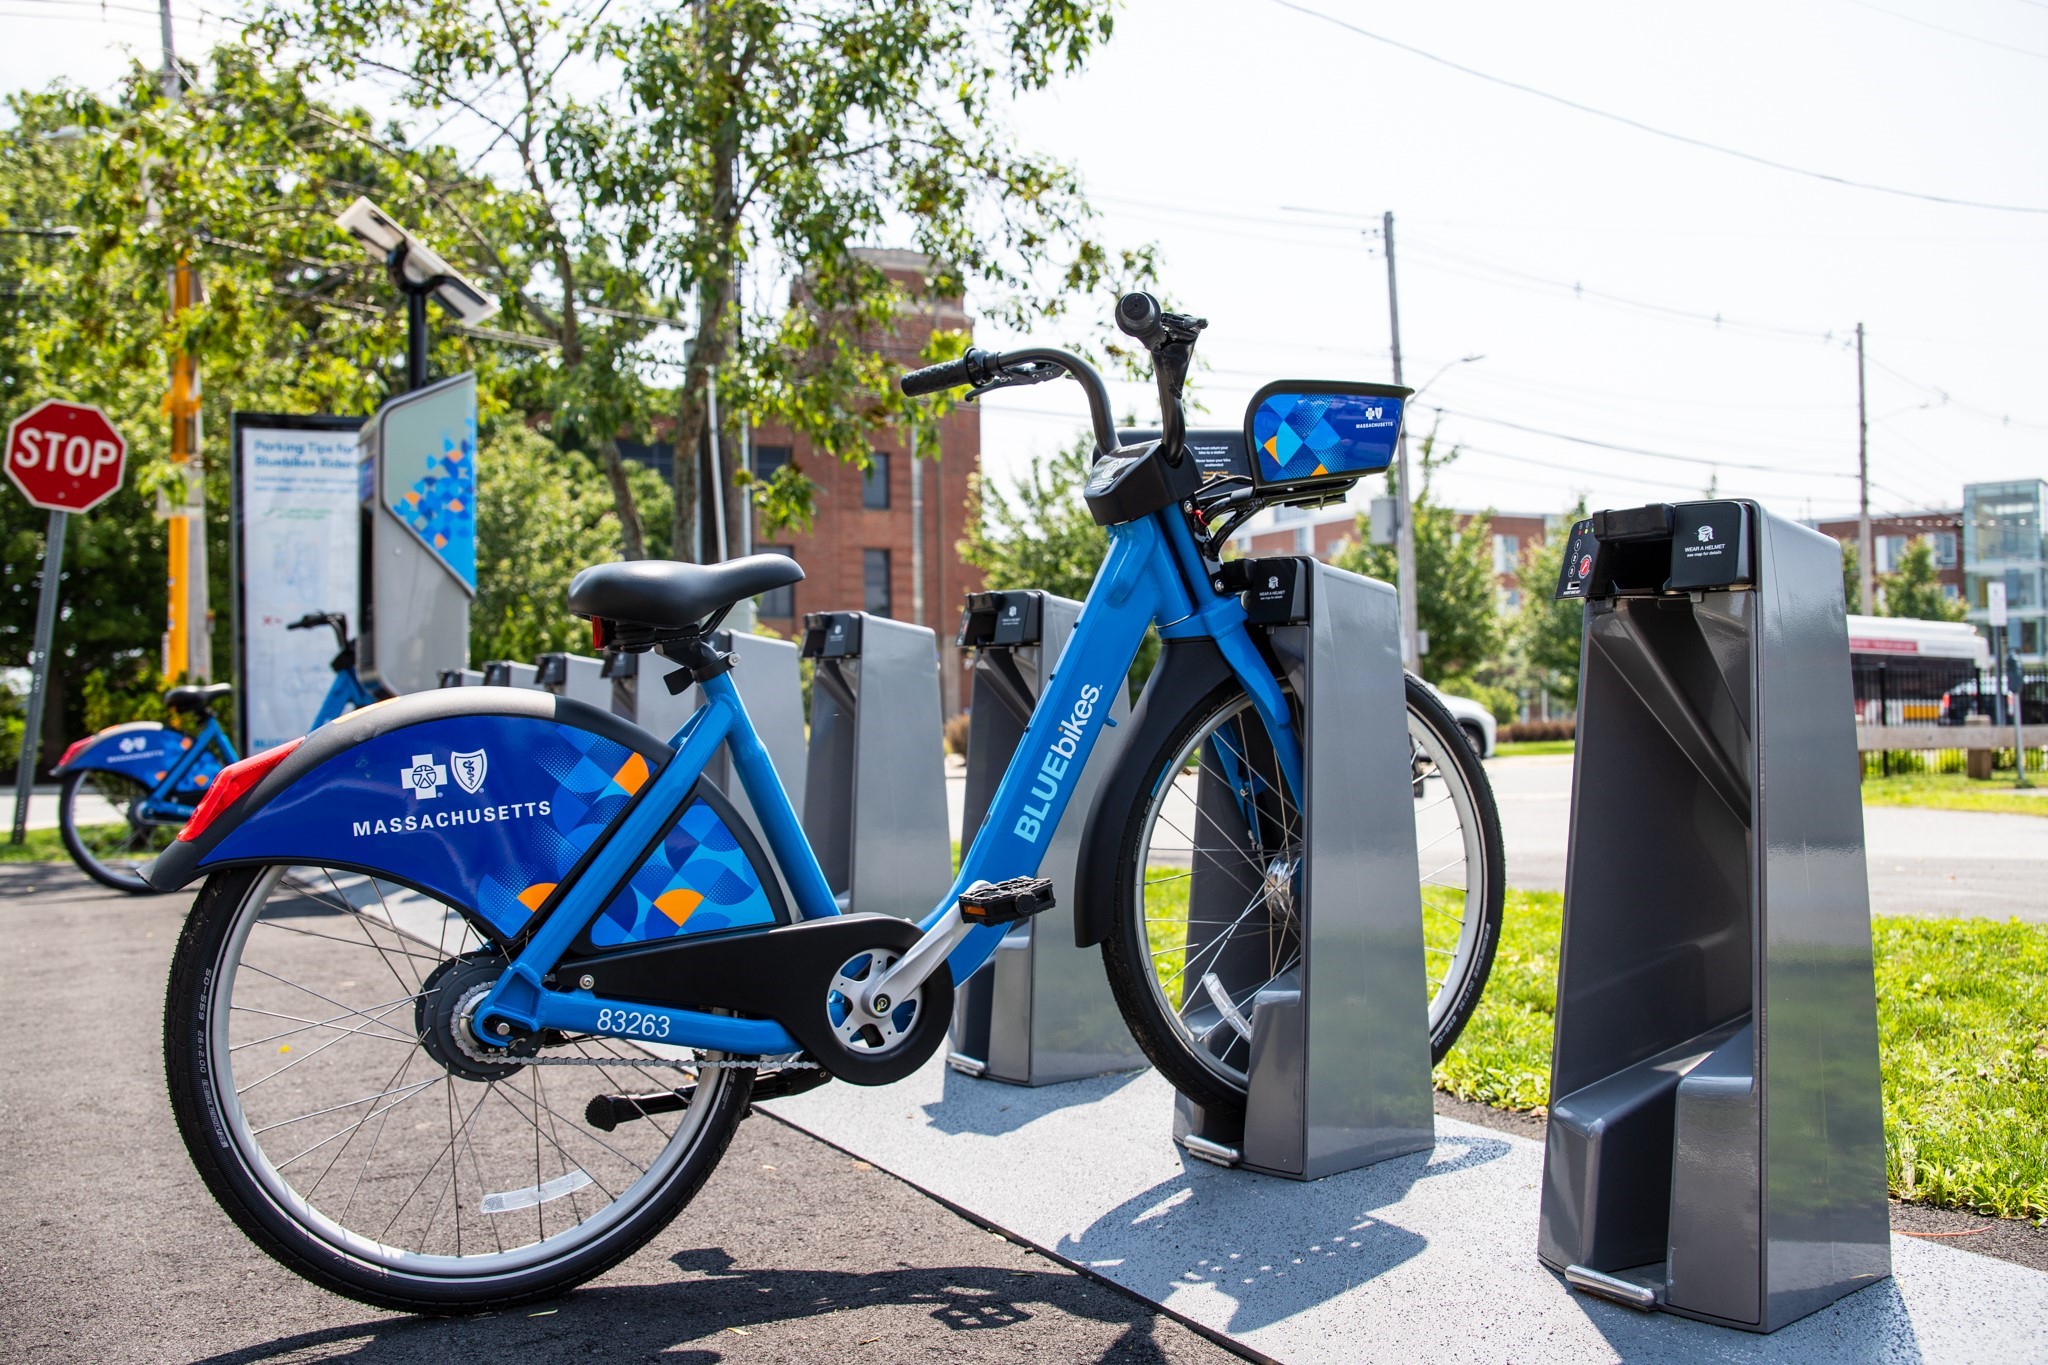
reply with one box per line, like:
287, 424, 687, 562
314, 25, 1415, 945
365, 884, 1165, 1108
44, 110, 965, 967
59, 769, 173, 894
164, 864, 755, 1313
1100, 673, 1504, 1116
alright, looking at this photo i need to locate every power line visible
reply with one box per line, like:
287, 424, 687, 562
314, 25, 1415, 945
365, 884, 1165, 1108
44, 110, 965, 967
1427, 404, 1859, 477
1837, 0, 2048, 61
1268, 0, 2048, 215
1861, 353, 2048, 432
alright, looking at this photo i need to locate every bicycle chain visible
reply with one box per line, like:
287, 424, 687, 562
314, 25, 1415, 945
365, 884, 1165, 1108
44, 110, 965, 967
517, 1051, 822, 1071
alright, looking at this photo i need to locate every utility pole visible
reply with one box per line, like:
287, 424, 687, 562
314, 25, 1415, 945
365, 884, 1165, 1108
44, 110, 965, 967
159, 0, 209, 683
1856, 322, 1872, 616
1382, 211, 1421, 673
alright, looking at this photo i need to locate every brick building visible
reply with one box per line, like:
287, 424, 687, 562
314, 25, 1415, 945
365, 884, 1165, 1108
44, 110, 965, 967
1232, 504, 1556, 610
746, 251, 984, 716
1808, 509, 1964, 607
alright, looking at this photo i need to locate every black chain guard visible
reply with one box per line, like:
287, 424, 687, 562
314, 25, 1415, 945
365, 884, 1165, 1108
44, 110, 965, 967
568, 913, 954, 1086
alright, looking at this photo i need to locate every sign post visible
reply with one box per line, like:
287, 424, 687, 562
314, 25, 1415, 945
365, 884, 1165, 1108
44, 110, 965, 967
5, 400, 128, 843
1988, 581, 2009, 728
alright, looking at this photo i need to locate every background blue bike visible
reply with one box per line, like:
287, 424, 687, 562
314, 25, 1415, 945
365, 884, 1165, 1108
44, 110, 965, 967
52, 610, 381, 891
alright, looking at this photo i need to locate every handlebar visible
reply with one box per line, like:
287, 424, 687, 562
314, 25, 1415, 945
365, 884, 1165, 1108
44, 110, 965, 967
288, 611, 351, 655
899, 344, 1120, 460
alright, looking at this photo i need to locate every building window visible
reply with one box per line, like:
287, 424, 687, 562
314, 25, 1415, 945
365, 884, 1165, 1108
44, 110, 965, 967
1499, 586, 1522, 611
1942, 582, 1962, 600
754, 444, 792, 484
756, 544, 796, 617
862, 452, 891, 509
1492, 533, 1520, 576
1933, 531, 1958, 568
1296, 526, 1312, 554
864, 548, 893, 617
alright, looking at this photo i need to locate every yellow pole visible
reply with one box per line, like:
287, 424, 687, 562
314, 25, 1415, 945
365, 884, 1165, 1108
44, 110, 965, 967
163, 256, 206, 682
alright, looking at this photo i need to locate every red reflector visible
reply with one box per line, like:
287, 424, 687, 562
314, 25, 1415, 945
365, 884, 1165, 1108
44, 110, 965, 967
57, 736, 93, 769
591, 618, 608, 650
178, 738, 304, 843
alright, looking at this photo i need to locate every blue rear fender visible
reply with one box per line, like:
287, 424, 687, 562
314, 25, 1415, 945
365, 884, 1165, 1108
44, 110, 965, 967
141, 688, 791, 951
55, 721, 214, 792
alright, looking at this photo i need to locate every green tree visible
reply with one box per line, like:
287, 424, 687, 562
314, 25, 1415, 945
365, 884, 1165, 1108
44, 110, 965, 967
1841, 537, 1861, 612
1880, 537, 1968, 622
1, 53, 561, 757
471, 425, 659, 664
1515, 503, 1589, 710
1330, 430, 1502, 685
260, 0, 1148, 556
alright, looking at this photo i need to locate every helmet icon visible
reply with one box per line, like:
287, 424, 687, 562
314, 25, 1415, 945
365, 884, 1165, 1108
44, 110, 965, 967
1698, 525, 1715, 543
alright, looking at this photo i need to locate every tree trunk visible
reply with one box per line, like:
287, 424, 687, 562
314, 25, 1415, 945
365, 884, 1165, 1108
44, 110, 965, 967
672, 385, 699, 563
598, 437, 647, 560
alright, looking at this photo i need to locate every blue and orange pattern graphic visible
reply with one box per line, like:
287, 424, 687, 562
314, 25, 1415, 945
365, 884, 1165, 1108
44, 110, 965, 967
1251, 391, 1403, 484
392, 427, 477, 589
201, 712, 779, 944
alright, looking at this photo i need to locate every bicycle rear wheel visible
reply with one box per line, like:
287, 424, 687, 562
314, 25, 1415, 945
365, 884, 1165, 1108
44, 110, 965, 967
164, 863, 753, 1312
59, 769, 175, 894
1100, 674, 1504, 1114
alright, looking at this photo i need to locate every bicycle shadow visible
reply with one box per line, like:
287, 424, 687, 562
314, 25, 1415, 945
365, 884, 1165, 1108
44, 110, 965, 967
1055, 1127, 1514, 1337
919, 1060, 1153, 1138
183, 1248, 1188, 1364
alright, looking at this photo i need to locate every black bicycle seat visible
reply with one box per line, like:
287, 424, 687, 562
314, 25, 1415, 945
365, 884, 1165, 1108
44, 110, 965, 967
164, 682, 233, 712
569, 554, 805, 634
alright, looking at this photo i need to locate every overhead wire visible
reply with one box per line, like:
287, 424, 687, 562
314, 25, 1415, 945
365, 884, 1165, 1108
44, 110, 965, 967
1835, 0, 2048, 61
1267, 0, 2048, 215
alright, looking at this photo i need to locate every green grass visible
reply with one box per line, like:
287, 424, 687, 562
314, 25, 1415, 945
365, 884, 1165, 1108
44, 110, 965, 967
0, 826, 84, 863
1436, 889, 2048, 1221
1493, 740, 1576, 758
1860, 771, 2048, 817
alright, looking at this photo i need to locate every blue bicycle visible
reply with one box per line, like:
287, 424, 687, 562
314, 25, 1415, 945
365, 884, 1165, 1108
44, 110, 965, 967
55, 611, 382, 892
150, 294, 1503, 1312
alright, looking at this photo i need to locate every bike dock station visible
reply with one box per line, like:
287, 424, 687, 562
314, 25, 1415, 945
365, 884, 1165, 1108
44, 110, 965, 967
947, 589, 1143, 1086
799, 610, 952, 919
534, 650, 615, 714
1170, 558, 1434, 1179
480, 658, 543, 690
1537, 500, 1892, 1332
758, 519, 2031, 1362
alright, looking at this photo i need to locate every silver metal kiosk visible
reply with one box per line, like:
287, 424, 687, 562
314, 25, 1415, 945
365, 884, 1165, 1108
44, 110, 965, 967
437, 668, 483, 687
356, 373, 477, 695
1537, 499, 1890, 1332
947, 590, 1142, 1085
1173, 558, 1435, 1179
799, 611, 952, 921
535, 651, 615, 714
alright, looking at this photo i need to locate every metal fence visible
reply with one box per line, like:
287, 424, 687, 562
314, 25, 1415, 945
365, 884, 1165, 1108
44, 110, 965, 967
1852, 658, 2047, 776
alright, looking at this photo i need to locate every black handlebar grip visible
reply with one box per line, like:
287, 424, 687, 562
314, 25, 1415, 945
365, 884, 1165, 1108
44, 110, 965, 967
900, 356, 973, 397
1115, 291, 1163, 340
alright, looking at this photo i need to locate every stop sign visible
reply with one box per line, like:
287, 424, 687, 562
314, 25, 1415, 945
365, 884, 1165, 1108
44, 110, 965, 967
6, 400, 128, 513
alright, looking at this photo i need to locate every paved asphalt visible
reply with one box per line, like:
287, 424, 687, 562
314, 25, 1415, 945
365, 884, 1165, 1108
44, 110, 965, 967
1485, 754, 2048, 920
0, 865, 1233, 1365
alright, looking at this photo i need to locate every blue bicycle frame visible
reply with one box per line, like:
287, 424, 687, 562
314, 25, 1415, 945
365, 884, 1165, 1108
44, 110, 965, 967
308, 661, 381, 730
475, 502, 1304, 1058
132, 715, 241, 823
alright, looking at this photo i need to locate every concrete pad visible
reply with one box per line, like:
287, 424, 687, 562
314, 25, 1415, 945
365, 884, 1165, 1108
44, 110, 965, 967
764, 1055, 2048, 1363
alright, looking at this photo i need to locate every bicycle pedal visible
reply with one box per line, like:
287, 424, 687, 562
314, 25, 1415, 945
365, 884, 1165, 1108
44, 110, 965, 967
958, 876, 1056, 926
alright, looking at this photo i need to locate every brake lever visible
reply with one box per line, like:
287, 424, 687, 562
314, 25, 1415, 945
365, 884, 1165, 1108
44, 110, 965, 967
962, 360, 1066, 402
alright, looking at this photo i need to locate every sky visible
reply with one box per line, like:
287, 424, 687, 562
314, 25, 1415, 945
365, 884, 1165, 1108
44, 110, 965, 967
5, 0, 2044, 525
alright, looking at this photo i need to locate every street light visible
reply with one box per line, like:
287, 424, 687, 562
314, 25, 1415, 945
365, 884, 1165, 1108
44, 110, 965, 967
335, 197, 498, 391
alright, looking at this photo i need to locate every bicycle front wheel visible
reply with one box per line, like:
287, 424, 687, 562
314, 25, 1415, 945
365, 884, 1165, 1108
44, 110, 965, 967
1100, 673, 1504, 1115
164, 864, 754, 1312
59, 769, 176, 894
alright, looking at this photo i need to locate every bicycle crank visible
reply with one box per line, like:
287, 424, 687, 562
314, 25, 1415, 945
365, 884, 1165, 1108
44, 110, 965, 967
566, 911, 956, 1085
